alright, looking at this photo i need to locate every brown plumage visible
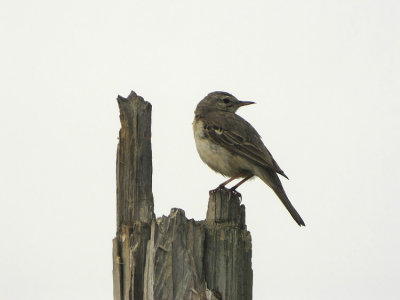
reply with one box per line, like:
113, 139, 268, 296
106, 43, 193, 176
193, 91, 305, 226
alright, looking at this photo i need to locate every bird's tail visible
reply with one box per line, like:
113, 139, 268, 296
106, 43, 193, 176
260, 170, 305, 226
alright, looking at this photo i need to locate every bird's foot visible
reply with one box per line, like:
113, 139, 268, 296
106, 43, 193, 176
209, 186, 242, 202
209, 185, 228, 195
228, 188, 242, 203
218, 183, 227, 190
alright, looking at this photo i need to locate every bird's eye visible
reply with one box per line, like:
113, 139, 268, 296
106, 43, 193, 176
222, 98, 230, 104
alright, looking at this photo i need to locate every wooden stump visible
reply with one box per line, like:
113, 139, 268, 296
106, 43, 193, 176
113, 92, 253, 300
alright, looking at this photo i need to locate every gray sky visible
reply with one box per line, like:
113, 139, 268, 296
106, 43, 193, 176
1, 0, 399, 299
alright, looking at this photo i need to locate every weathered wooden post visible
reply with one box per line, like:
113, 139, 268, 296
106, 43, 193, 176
113, 91, 154, 300
112, 91, 252, 300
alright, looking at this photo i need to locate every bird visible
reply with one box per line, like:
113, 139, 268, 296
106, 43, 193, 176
193, 91, 305, 226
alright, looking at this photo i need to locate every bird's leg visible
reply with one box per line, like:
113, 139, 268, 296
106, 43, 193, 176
228, 175, 253, 203
210, 175, 241, 195
228, 175, 253, 202
229, 175, 253, 191
218, 175, 240, 189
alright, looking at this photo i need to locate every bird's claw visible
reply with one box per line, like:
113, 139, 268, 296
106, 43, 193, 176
229, 188, 242, 203
218, 183, 227, 189
209, 185, 227, 195
209, 186, 242, 203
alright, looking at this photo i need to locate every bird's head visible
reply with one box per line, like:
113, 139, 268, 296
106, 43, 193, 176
195, 91, 255, 114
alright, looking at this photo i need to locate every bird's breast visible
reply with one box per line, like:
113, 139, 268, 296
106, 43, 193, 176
193, 118, 250, 177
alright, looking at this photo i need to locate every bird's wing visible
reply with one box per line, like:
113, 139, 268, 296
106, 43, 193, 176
202, 112, 288, 178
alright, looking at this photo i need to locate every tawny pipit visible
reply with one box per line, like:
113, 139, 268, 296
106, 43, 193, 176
193, 91, 305, 226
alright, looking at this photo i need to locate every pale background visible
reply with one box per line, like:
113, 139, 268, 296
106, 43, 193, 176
1, 1, 399, 299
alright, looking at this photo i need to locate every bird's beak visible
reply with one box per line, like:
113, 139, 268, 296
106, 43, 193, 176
238, 101, 255, 107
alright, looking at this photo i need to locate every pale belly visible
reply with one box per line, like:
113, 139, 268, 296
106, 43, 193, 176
193, 119, 253, 177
